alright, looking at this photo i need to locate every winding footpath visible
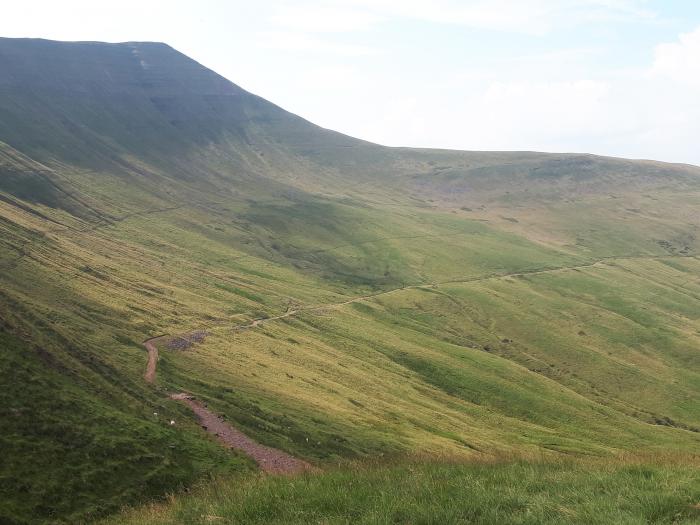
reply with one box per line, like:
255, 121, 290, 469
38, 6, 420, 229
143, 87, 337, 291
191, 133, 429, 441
233, 253, 698, 331
170, 393, 312, 474
143, 336, 163, 384
144, 253, 697, 472
143, 340, 313, 474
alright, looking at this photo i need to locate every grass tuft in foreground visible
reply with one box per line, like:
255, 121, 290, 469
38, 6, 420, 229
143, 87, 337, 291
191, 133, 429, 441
108, 456, 700, 524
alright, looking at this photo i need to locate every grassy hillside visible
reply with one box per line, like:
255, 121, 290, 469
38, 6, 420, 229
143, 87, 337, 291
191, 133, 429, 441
1, 38, 700, 523
107, 457, 700, 525
0, 332, 252, 524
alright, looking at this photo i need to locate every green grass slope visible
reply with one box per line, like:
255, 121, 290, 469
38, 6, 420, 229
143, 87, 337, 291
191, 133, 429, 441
0, 331, 252, 525
107, 458, 700, 525
1, 38, 700, 523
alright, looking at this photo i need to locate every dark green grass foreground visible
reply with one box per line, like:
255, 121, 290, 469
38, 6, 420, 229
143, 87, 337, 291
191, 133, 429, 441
110, 458, 700, 525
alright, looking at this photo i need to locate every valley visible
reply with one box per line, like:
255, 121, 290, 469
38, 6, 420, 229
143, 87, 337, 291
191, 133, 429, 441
0, 38, 699, 524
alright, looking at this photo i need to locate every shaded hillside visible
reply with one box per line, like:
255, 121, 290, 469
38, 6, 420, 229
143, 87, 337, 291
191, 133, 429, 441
2, 38, 698, 212
0, 38, 386, 197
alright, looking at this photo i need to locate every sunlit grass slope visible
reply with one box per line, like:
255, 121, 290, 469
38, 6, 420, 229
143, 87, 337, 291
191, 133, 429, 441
158, 255, 700, 461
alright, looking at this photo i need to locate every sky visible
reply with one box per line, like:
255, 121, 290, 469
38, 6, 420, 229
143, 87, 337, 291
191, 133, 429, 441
2, 1, 700, 164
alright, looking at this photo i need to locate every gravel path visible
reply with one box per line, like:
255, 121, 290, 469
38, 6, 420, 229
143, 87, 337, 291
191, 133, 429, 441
170, 393, 313, 474
143, 336, 163, 383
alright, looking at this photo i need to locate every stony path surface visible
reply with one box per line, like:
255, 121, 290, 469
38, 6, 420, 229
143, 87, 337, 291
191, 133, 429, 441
142, 338, 314, 474
170, 393, 313, 474
143, 336, 163, 384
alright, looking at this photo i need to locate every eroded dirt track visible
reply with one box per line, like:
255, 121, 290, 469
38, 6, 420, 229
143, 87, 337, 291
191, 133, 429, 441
143, 336, 161, 384
170, 393, 313, 474
142, 337, 314, 474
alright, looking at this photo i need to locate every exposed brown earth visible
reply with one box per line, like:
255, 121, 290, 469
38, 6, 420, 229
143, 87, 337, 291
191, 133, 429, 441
144, 332, 208, 384
166, 330, 208, 350
170, 393, 314, 474
143, 336, 164, 384
143, 337, 314, 474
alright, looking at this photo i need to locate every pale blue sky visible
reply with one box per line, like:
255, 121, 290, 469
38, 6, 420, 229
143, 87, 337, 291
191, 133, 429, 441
3, 1, 700, 164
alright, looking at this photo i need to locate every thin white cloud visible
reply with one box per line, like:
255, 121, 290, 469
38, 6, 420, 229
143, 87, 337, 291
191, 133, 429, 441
651, 25, 700, 86
255, 31, 376, 56
296, 65, 367, 90
315, 23, 700, 164
262, 0, 657, 67
567, 0, 656, 22
370, 0, 559, 35
272, 0, 657, 36
271, 4, 383, 32
482, 79, 610, 132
